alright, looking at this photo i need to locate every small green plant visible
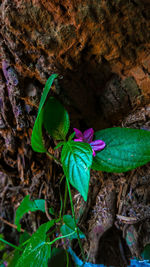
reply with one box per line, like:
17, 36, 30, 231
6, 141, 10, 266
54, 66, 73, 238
1, 74, 150, 266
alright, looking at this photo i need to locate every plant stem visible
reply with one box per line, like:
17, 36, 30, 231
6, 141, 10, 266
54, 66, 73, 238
65, 176, 86, 263
46, 151, 62, 167
48, 231, 76, 245
63, 180, 68, 216
0, 237, 23, 251
45, 200, 52, 221
59, 188, 63, 219
65, 250, 70, 267
59, 174, 65, 218
0, 236, 31, 265
47, 147, 85, 261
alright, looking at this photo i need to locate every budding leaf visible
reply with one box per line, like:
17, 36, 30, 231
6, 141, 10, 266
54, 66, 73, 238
43, 97, 70, 140
31, 74, 58, 152
61, 141, 93, 201
15, 195, 45, 232
60, 215, 85, 240
31, 108, 46, 153
38, 74, 58, 117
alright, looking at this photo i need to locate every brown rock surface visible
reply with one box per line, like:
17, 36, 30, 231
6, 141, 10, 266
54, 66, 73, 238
0, 0, 150, 191
1, 0, 150, 129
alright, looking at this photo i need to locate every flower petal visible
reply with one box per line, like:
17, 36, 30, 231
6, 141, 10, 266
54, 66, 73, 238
73, 128, 83, 139
90, 140, 106, 151
92, 149, 96, 157
83, 128, 94, 143
74, 138, 83, 142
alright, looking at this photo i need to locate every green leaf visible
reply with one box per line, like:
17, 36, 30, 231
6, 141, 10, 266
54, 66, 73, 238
49, 248, 72, 267
0, 235, 5, 251
16, 221, 55, 267
43, 97, 70, 140
68, 132, 75, 141
54, 141, 65, 150
49, 207, 55, 215
60, 215, 85, 240
15, 195, 45, 231
31, 108, 46, 153
141, 244, 150, 260
31, 74, 58, 153
9, 250, 21, 267
92, 127, 150, 173
38, 74, 58, 117
9, 232, 31, 267
19, 232, 30, 244
61, 141, 93, 201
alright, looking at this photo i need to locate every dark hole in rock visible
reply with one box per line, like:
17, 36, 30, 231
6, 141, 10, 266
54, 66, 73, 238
60, 4, 67, 14
96, 226, 131, 266
61, 54, 66, 59
77, 42, 81, 48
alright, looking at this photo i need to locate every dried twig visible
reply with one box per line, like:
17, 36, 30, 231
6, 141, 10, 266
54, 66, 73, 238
45, 200, 52, 221
116, 214, 138, 224
0, 216, 28, 233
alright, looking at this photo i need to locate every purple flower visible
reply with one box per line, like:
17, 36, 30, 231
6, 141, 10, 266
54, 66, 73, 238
73, 128, 106, 156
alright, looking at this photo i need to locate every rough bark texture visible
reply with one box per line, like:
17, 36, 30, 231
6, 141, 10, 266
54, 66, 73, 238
0, 0, 150, 264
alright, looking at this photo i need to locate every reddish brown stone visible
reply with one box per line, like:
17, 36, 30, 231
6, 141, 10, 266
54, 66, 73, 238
139, 77, 150, 96
0, 0, 150, 129
130, 67, 146, 82
142, 55, 150, 73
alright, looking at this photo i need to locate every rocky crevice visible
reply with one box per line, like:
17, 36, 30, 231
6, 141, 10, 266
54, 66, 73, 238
0, 0, 150, 193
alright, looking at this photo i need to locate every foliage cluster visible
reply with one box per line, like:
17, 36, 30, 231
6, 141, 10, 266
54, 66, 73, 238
1, 75, 150, 266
